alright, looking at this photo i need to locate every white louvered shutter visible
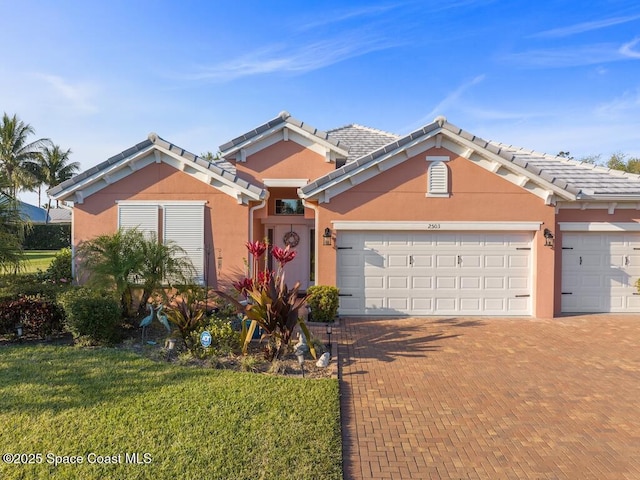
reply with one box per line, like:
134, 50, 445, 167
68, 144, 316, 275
163, 204, 205, 284
118, 204, 159, 238
428, 161, 449, 195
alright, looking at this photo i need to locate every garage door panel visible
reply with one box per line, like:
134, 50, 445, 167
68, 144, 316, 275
485, 277, 505, 289
365, 276, 384, 288
436, 276, 457, 289
388, 297, 409, 310
627, 295, 640, 308
365, 253, 384, 267
508, 277, 529, 289
461, 255, 481, 267
507, 298, 529, 313
460, 298, 481, 310
388, 276, 408, 289
485, 256, 505, 268
509, 256, 529, 268
388, 255, 408, 267
412, 276, 432, 288
412, 255, 432, 267
484, 298, 506, 311
436, 255, 457, 267
411, 297, 433, 311
460, 277, 481, 289
435, 298, 456, 311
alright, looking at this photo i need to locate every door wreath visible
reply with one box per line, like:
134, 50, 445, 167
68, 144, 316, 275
283, 231, 300, 247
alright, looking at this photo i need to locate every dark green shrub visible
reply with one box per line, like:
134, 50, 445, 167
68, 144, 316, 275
0, 295, 65, 338
306, 286, 339, 323
43, 248, 72, 283
58, 288, 121, 345
188, 315, 241, 358
23, 223, 71, 250
0, 275, 70, 303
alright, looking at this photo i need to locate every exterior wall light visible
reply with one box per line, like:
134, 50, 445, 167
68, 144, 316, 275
322, 227, 332, 246
544, 228, 554, 247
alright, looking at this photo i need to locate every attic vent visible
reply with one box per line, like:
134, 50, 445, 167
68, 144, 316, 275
427, 161, 450, 197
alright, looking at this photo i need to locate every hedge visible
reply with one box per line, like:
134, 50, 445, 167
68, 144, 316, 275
23, 224, 71, 250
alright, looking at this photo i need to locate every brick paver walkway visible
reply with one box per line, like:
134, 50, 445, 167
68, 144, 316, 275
338, 315, 640, 479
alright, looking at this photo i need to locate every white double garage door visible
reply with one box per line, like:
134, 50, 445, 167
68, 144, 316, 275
337, 230, 533, 316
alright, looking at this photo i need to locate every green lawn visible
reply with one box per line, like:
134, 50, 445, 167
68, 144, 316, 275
23, 250, 58, 273
0, 346, 342, 480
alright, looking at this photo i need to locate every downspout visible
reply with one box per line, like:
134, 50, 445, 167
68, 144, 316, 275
248, 192, 269, 276
301, 198, 319, 286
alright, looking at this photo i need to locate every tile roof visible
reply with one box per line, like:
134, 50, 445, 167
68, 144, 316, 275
326, 124, 400, 161
301, 116, 640, 200
219, 111, 346, 155
489, 142, 640, 197
48, 134, 266, 201
48, 138, 153, 197
46, 208, 72, 223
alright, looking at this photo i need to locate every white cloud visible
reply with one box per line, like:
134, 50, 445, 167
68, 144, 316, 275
184, 34, 399, 82
531, 14, 640, 38
499, 44, 625, 68
401, 75, 486, 131
620, 37, 640, 58
33, 73, 100, 114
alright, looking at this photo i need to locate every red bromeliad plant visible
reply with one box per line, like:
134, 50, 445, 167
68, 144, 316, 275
216, 241, 316, 361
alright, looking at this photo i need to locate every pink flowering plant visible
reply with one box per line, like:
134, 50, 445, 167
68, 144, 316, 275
216, 240, 315, 361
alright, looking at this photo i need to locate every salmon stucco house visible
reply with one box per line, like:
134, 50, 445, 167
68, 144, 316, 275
49, 112, 640, 318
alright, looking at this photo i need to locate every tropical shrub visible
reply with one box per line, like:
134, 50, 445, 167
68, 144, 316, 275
306, 285, 339, 323
43, 247, 72, 283
76, 228, 195, 319
188, 315, 241, 358
164, 287, 207, 350
58, 288, 121, 345
0, 295, 65, 338
216, 241, 315, 361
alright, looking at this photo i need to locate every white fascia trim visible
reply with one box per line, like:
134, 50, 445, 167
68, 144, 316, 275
263, 178, 309, 187
117, 200, 207, 206
559, 222, 640, 232
331, 221, 542, 231
426, 155, 450, 162
51, 145, 155, 200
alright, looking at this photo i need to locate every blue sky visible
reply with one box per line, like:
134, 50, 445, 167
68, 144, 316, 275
3, 0, 640, 205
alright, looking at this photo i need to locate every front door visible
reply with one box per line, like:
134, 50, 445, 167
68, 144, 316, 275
273, 224, 310, 291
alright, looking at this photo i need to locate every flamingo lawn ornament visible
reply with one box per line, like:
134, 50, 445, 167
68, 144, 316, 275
155, 304, 172, 333
139, 303, 155, 343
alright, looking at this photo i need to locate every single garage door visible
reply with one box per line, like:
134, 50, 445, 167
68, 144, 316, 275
337, 231, 532, 316
561, 232, 640, 312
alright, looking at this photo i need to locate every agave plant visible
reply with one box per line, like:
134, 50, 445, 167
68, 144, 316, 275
216, 241, 315, 361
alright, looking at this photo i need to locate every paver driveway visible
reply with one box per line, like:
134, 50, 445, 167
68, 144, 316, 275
338, 315, 640, 479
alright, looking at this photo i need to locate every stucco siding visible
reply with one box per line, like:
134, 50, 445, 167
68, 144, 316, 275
73, 162, 248, 288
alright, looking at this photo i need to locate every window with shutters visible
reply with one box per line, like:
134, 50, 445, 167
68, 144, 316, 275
427, 161, 450, 197
117, 201, 205, 285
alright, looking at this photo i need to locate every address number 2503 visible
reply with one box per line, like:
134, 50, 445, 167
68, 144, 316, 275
427, 223, 441, 229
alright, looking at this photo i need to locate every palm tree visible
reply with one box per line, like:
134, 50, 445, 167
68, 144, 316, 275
0, 113, 49, 198
0, 182, 28, 273
25, 145, 79, 209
